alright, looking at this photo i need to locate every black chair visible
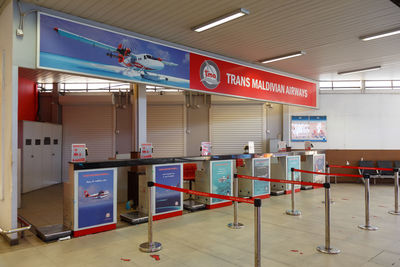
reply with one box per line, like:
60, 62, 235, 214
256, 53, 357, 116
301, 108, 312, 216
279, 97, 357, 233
359, 160, 379, 184
394, 161, 400, 169
377, 161, 394, 178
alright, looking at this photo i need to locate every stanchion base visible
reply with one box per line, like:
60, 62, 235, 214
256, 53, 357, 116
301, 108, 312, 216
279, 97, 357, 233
227, 222, 244, 229
286, 209, 301, 216
316, 245, 340, 254
358, 225, 378, 231
139, 242, 162, 253
388, 210, 400, 215
321, 200, 335, 204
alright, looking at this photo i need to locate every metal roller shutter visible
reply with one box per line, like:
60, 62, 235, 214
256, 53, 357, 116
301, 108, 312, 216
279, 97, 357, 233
210, 104, 265, 155
147, 105, 185, 157
62, 105, 115, 181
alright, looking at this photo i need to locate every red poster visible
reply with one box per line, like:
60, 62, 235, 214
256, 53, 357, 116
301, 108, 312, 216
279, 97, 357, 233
190, 53, 317, 108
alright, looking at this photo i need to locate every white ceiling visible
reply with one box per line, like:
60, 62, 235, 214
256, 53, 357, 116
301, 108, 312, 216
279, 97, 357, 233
23, 0, 400, 82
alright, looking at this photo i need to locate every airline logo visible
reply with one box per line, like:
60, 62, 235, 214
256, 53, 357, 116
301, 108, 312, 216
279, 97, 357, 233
199, 60, 220, 89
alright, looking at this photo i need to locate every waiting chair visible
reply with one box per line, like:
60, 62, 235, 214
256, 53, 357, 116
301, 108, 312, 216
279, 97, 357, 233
358, 160, 379, 184
376, 161, 394, 179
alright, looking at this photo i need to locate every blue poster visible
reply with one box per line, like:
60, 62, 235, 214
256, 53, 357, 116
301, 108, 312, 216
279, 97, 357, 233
253, 158, 270, 196
287, 156, 301, 188
211, 161, 232, 204
77, 169, 115, 229
38, 13, 190, 88
154, 164, 182, 214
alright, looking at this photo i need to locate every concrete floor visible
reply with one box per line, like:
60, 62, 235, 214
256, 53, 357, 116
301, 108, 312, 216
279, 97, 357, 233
1, 183, 400, 267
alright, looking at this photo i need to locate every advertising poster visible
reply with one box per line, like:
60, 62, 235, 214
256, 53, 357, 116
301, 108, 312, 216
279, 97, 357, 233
38, 14, 190, 89
313, 154, 326, 183
76, 169, 115, 229
291, 116, 327, 142
154, 164, 182, 214
253, 158, 270, 196
211, 161, 232, 204
287, 156, 301, 189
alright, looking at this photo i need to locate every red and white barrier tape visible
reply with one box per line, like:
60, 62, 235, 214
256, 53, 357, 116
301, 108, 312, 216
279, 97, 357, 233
292, 168, 363, 178
329, 165, 393, 171
153, 183, 254, 204
236, 174, 324, 188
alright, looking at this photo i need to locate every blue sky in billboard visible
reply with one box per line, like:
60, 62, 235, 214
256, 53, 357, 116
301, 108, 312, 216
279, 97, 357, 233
39, 14, 190, 87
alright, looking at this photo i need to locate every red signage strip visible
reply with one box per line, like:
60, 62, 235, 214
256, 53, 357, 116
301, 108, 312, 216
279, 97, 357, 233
190, 53, 317, 108
292, 169, 363, 178
236, 175, 324, 188
329, 165, 393, 171
153, 183, 254, 204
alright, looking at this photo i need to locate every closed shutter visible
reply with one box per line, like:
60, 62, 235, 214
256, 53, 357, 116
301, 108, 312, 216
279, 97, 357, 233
210, 104, 265, 155
147, 105, 185, 157
62, 105, 114, 181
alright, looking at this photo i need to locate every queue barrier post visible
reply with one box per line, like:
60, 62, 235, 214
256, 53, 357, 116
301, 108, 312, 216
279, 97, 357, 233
139, 181, 162, 253
316, 182, 340, 254
389, 168, 400, 215
322, 165, 335, 204
358, 174, 378, 231
254, 199, 261, 267
286, 168, 301, 216
228, 174, 244, 229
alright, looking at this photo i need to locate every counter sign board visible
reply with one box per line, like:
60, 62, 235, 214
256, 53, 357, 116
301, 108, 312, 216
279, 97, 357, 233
38, 13, 317, 108
210, 160, 233, 204
140, 143, 153, 159
71, 144, 86, 162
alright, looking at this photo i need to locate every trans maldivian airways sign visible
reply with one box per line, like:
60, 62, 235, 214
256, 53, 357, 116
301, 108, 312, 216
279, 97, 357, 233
38, 13, 317, 108
190, 54, 317, 107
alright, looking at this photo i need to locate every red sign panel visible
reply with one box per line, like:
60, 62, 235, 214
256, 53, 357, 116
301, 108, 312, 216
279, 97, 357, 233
190, 53, 317, 108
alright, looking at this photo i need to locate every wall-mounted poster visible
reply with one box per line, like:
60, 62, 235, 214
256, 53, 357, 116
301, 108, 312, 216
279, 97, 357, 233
291, 116, 327, 142
75, 168, 117, 230
211, 160, 233, 204
253, 158, 270, 196
153, 164, 183, 215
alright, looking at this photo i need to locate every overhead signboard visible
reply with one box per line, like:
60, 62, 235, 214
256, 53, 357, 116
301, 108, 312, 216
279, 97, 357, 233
37, 13, 317, 108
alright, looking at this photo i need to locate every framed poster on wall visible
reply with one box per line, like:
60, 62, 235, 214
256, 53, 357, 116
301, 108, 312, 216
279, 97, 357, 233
291, 116, 327, 142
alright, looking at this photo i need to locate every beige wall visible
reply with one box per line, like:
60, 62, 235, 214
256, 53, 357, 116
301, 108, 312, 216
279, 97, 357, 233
0, 0, 18, 243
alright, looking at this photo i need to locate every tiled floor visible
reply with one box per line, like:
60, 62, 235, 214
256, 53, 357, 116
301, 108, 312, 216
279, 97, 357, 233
2, 183, 400, 266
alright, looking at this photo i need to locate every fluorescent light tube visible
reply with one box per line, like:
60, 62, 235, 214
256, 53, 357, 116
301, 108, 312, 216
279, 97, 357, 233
337, 66, 381, 75
360, 28, 400, 41
192, 8, 249, 32
260, 51, 305, 64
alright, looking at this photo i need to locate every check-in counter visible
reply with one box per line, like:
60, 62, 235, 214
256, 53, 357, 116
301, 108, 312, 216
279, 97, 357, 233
270, 155, 301, 195
195, 160, 234, 209
237, 157, 271, 199
301, 153, 326, 189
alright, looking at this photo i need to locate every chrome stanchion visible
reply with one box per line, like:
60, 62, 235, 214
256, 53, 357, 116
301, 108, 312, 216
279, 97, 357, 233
358, 174, 378, 231
254, 199, 261, 267
139, 182, 162, 252
228, 174, 244, 229
389, 168, 400, 215
317, 182, 340, 254
286, 168, 301, 216
322, 165, 334, 204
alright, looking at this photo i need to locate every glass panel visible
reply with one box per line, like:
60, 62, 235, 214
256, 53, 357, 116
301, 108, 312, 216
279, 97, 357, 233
365, 80, 391, 89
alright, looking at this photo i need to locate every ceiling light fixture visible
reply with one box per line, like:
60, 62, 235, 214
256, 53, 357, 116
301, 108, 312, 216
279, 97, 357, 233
260, 51, 305, 64
360, 27, 400, 41
192, 8, 250, 32
337, 66, 381, 75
